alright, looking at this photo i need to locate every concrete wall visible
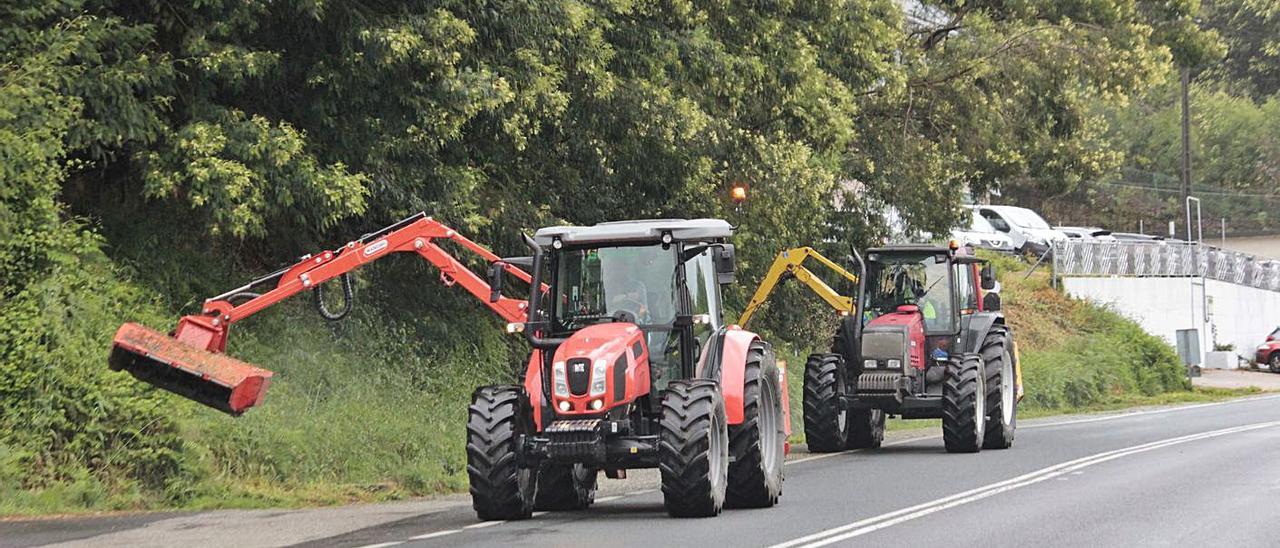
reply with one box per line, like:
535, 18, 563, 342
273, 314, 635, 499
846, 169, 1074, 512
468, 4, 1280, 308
1062, 276, 1280, 363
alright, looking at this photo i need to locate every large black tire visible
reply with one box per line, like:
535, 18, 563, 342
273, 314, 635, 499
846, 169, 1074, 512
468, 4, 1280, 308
726, 343, 785, 508
942, 354, 986, 453
467, 386, 536, 520
534, 464, 597, 511
659, 379, 729, 518
981, 326, 1017, 450
1269, 353, 1280, 374
803, 353, 847, 452
846, 408, 885, 449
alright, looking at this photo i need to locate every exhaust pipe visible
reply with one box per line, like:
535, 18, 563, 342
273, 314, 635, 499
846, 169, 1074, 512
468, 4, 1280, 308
109, 322, 273, 415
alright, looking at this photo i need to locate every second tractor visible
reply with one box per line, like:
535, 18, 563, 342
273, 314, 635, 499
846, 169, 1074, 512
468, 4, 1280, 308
741, 242, 1020, 453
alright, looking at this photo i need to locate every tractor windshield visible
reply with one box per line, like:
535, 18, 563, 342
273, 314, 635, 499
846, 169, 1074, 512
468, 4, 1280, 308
864, 253, 956, 334
553, 245, 677, 329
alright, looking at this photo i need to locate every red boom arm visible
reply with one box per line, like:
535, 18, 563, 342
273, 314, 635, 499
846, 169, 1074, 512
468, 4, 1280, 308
109, 212, 538, 414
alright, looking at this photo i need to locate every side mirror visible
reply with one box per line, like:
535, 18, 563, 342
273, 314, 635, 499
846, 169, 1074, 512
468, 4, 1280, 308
980, 264, 996, 290
714, 244, 736, 284
488, 261, 506, 303
983, 292, 1001, 311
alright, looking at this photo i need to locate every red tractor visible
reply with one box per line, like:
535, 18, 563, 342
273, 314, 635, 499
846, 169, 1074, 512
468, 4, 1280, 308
741, 242, 1020, 453
108, 214, 788, 519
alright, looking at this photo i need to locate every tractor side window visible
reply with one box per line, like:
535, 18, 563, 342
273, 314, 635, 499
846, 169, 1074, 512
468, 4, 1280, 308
684, 250, 721, 358
955, 264, 977, 313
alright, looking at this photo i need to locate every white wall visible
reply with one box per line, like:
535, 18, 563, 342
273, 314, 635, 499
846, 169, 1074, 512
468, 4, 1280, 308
1062, 277, 1280, 363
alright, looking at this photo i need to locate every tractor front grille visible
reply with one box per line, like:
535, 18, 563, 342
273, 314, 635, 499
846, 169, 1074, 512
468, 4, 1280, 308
566, 358, 591, 395
856, 372, 903, 394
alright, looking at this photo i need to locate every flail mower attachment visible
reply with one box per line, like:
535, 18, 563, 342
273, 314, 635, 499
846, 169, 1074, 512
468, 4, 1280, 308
109, 322, 272, 415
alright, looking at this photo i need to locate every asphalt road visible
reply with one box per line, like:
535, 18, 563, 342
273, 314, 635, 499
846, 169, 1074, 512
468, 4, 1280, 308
6, 395, 1280, 548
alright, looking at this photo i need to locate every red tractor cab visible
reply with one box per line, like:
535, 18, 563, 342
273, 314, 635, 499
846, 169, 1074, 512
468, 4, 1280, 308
808, 244, 1020, 453
475, 219, 788, 519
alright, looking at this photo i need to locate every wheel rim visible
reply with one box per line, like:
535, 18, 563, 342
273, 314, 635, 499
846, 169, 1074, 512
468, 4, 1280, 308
1271, 355, 1280, 370
760, 376, 782, 474
1001, 351, 1015, 425
974, 362, 986, 441
835, 366, 847, 433
710, 406, 727, 492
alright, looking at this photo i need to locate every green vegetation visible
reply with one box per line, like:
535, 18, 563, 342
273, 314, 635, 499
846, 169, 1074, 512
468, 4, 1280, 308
0, 0, 1266, 516
988, 253, 1192, 411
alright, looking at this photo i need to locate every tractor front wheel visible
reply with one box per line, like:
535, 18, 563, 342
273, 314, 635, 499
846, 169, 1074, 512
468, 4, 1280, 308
846, 408, 885, 449
466, 386, 536, 520
942, 354, 986, 453
803, 353, 848, 452
726, 342, 785, 508
1269, 353, 1280, 374
659, 379, 729, 517
981, 326, 1017, 450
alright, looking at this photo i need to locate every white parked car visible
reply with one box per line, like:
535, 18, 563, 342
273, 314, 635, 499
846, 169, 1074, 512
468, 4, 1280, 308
971, 205, 1067, 256
952, 211, 1017, 252
1055, 226, 1116, 241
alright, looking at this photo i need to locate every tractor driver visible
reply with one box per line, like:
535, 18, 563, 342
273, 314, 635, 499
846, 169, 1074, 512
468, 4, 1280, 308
893, 268, 948, 330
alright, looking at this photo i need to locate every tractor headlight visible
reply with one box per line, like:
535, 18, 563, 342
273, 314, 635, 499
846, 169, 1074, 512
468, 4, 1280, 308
590, 359, 608, 397
863, 359, 878, 369
558, 400, 571, 412
887, 359, 902, 370
553, 361, 569, 397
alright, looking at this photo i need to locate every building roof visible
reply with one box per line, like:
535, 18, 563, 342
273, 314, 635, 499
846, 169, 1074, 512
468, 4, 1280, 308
533, 219, 733, 247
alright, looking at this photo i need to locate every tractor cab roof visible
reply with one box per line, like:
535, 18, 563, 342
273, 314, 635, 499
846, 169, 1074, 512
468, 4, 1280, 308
533, 218, 733, 248
868, 244, 950, 255
868, 244, 986, 264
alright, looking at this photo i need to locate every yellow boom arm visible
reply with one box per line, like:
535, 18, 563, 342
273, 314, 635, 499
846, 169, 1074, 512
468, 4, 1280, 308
739, 247, 860, 328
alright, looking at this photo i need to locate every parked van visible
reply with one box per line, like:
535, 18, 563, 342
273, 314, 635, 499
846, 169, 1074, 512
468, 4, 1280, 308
971, 205, 1065, 256
952, 210, 1017, 252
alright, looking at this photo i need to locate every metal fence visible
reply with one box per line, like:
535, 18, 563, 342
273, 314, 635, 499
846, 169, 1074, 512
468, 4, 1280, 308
1052, 240, 1280, 292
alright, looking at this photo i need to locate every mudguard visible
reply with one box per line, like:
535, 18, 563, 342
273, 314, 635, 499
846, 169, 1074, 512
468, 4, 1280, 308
960, 312, 1002, 354
522, 351, 547, 430
700, 327, 791, 437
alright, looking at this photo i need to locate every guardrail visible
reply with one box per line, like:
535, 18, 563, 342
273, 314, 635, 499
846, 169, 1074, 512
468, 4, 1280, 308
1052, 240, 1280, 292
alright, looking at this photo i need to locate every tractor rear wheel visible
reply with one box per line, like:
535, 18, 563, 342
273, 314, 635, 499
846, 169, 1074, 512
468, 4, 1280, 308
726, 342, 785, 508
466, 386, 536, 520
942, 354, 986, 453
981, 326, 1017, 450
534, 464, 597, 511
846, 408, 885, 449
659, 379, 728, 517
803, 353, 847, 452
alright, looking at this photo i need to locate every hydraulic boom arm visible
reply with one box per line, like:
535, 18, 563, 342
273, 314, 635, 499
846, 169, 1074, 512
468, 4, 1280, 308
738, 247, 860, 328
108, 212, 535, 415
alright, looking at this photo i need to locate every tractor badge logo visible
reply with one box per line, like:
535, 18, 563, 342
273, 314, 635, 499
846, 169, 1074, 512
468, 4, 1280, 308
572, 362, 586, 373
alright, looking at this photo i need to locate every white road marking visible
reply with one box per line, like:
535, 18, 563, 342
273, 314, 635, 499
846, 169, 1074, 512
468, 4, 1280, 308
785, 394, 1280, 467
1021, 394, 1280, 430
355, 542, 403, 548
409, 529, 461, 540
463, 521, 504, 529
595, 495, 622, 503
770, 420, 1280, 548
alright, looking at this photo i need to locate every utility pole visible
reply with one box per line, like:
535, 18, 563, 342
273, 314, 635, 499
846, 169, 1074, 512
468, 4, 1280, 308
1180, 67, 1193, 241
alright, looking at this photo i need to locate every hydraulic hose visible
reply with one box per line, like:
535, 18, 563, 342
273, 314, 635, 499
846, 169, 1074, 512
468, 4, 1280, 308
313, 272, 354, 321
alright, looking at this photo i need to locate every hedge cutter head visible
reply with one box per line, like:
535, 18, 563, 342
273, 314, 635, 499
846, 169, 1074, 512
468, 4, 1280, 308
109, 322, 273, 415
